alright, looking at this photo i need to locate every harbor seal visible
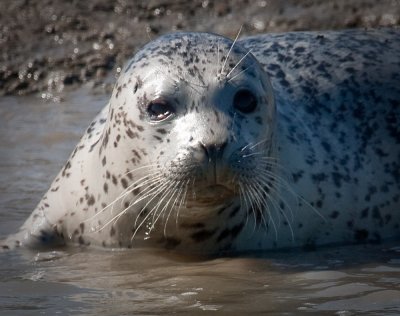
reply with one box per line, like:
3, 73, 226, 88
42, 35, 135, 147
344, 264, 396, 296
4, 29, 400, 254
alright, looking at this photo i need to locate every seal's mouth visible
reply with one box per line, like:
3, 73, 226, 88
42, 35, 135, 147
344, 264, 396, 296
186, 184, 235, 207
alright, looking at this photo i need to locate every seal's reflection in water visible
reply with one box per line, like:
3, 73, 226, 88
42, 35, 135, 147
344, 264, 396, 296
0, 89, 399, 315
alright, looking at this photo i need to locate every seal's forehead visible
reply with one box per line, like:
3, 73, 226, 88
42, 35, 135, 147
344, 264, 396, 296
124, 32, 256, 74
139, 32, 234, 58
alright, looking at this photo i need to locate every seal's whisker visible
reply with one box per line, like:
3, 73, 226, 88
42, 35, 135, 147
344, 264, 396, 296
123, 164, 159, 177
258, 161, 289, 177
132, 179, 172, 230
239, 174, 275, 236
84, 171, 161, 224
83, 175, 155, 223
95, 175, 166, 232
93, 174, 166, 232
226, 49, 253, 80
258, 167, 326, 222
258, 173, 296, 223
254, 179, 295, 241
250, 181, 273, 230
246, 181, 270, 233
240, 138, 269, 152
242, 152, 267, 158
227, 65, 253, 83
216, 38, 220, 79
237, 145, 299, 236
151, 179, 188, 237
97, 205, 128, 232
148, 192, 171, 234
276, 202, 295, 242
230, 112, 238, 142
220, 25, 242, 77
130, 174, 188, 239
246, 180, 278, 241
258, 168, 290, 210
106, 165, 159, 206
239, 182, 259, 235
247, 138, 271, 151
258, 156, 282, 163
131, 182, 172, 240
119, 174, 164, 210
163, 182, 186, 237
150, 180, 181, 229
174, 179, 190, 227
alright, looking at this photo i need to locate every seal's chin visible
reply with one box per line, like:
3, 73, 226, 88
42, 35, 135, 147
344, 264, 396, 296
186, 184, 235, 207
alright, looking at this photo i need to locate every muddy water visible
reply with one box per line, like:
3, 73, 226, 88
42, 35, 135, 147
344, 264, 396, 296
0, 89, 399, 315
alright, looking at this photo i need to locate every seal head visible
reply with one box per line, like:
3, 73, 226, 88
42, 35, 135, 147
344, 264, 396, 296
101, 32, 276, 251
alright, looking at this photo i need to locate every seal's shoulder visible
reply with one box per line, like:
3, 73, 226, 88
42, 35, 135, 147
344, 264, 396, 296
240, 29, 400, 117
240, 28, 400, 56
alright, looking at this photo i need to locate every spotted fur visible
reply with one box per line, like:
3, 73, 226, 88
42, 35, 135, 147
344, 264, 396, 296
3, 29, 400, 254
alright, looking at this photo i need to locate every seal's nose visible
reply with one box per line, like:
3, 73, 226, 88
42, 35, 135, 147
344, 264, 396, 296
198, 141, 228, 184
199, 141, 227, 162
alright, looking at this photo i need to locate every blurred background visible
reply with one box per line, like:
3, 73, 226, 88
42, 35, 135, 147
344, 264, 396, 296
1, 0, 399, 97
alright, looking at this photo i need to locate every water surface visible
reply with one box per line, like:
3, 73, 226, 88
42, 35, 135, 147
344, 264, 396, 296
0, 89, 399, 315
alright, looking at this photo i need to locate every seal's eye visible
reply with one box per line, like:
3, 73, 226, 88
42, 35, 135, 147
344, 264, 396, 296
147, 100, 174, 121
233, 89, 257, 114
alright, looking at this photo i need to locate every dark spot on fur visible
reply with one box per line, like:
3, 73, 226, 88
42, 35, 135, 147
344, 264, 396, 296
229, 206, 240, 218
78, 236, 86, 245
112, 175, 118, 185
354, 229, 369, 242
191, 229, 216, 242
87, 195, 95, 206
330, 211, 339, 219
62, 160, 72, 177
80, 223, 85, 233
180, 222, 205, 229
164, 237, 181, 249
217, 229, 230, 242
156, 128, 167, 134
361, 208, 369, 219
121, 178, 128, 189
303, 240, 317, 251
231, 222, 244, 239
126, 129, 138, 139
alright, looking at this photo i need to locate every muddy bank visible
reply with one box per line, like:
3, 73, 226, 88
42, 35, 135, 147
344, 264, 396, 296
0, 0, 399, 98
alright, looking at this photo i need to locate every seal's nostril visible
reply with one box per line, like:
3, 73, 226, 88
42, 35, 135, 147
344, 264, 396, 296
199, 141, 227, 161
